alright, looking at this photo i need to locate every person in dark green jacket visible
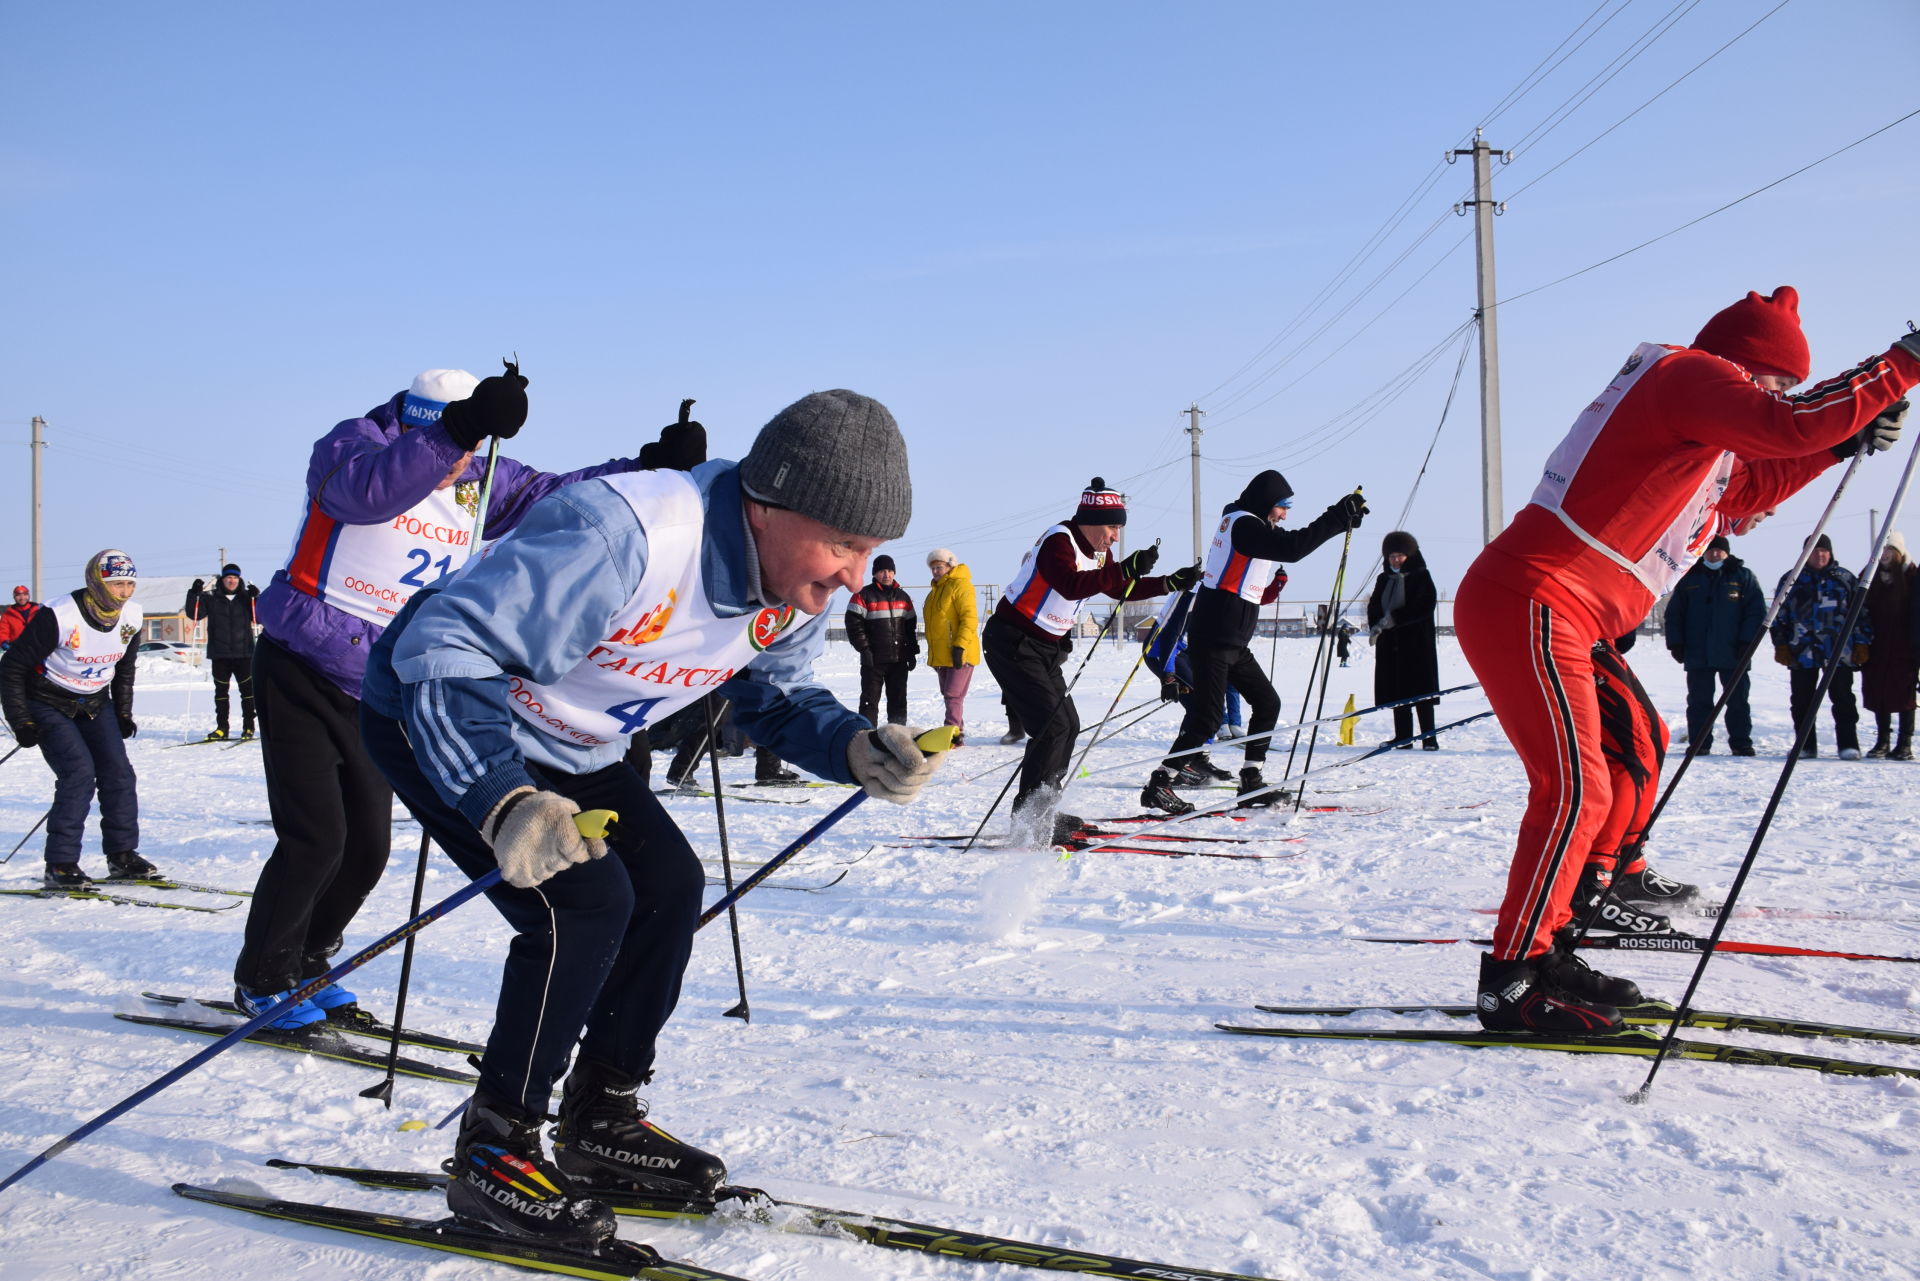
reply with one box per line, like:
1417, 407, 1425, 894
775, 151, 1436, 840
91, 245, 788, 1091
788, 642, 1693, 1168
1662, 535, 1764, 755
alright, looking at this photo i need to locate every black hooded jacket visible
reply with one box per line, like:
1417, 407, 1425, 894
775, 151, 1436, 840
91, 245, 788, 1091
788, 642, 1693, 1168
1191, 470, 1348, 649
184, 579, 259, 660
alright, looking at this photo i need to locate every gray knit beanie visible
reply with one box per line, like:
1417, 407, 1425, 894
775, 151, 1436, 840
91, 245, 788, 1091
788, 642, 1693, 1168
740, 390, 911, 540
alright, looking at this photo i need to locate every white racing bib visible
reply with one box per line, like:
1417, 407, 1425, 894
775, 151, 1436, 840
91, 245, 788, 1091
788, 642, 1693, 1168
504, 471, 798, 747
1203, 510, 1283, 603
284, 480, 482, 626
42, 597, 144, 696
1003, 523, 1104, 637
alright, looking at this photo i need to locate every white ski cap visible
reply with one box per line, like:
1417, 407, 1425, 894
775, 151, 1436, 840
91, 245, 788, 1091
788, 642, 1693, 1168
401, 369, 480, 429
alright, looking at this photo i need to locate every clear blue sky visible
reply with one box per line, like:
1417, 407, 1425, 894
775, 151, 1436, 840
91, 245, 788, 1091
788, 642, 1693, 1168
4, 1, 1916, 606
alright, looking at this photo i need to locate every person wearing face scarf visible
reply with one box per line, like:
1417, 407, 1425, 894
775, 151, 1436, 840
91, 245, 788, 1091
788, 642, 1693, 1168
0, 550, 157, 887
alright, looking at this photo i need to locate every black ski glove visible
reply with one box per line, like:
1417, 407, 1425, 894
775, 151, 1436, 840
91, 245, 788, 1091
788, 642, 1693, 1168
1332, 491, 1369, 527
905, 654, 917, 672
12, 722, 38, 749
118, 715, 137, 740
1830, 399, 1908, 459
189, 578, 205, 594
1165, 564, 1201, 592
639, 399, 709, 471
1120, 546, 1160, 578
1159, 677, 1184, 702
440, 358, 530, 452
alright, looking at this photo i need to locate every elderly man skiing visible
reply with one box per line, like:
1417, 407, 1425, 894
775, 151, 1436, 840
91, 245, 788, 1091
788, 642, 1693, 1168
359, 389, 947, 1248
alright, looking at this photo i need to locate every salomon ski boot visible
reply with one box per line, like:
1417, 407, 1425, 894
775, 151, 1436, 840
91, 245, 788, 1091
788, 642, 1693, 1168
234, 983, 327, 1032
551, 1062, 727, 1196
446, 1093, 616, 1246
1476, 953, 1622, 1033
1140, 769, 1196, 815
104, 850, 161, 881
1573, 865, 1673, 935
43, 863, 94, 889
1611, 864, 1700, 908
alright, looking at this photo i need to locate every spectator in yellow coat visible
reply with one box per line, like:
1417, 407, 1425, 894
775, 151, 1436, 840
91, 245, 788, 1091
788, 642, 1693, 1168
923, 548, 980, 744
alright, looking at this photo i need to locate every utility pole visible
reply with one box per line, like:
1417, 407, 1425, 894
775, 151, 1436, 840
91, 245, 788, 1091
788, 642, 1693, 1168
1186, 403, 1205, 564
1451, 130, 1507, 546
30, 417, 45, 602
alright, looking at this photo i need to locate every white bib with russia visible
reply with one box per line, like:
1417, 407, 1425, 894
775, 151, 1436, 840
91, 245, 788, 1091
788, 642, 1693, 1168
286, 481, 481, 626
1202, 510, 1283, 603
42, 597, 144, 696
1004, 523, 1103, 637
1529, 342, 1734, 597
504, 470, 797, 747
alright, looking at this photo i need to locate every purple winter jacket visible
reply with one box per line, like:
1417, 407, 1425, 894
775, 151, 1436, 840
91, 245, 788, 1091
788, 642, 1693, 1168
255, 392, 643, 700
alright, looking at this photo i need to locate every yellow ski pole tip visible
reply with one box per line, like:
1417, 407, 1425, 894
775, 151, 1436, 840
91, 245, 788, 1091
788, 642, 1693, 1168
914, 725, 959, 753
574, 809, 618, 840
397, 1119, 428, 1132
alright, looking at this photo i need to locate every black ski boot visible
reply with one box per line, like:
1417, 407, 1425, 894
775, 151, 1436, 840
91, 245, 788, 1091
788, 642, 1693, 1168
1170, 755, 1230, 787
1573, 865, 1673, 935
445, 1093, 616, 1246
1236, 765, 1285, 807
754, 749, 802, 785
1611, 864, 1700, 908
104, 850, 161, 881
43, 863, 94, 889
1140, 770, 1195, 815
1476, 953, 1622, 1033
551, 1062, 727, 1196
1542, 932, 1641, 1007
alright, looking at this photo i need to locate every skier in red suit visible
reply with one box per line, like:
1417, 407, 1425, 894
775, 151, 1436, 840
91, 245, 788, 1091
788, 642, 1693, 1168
1457, 287, 1918, 1031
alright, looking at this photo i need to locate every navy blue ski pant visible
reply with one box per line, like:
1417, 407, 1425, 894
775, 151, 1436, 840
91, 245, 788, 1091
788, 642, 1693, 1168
360, 707, 704, 1118
32, 699, 137, 868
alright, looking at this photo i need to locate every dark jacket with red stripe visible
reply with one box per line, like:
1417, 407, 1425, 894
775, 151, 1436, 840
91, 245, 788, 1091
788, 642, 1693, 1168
845, 581, 919, 666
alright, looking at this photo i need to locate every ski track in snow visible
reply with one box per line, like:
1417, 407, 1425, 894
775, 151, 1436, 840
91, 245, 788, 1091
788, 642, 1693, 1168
3, 642, 1920, 1279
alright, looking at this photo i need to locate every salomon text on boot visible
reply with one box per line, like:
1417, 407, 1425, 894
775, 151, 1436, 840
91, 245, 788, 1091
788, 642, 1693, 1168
551, 1061, 727, 1196
445, 1093, 616, 1246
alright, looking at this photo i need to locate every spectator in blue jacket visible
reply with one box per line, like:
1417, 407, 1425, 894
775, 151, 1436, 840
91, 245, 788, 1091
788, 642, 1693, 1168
1771, 533, 1871, 758
1662, 535, 1764, 755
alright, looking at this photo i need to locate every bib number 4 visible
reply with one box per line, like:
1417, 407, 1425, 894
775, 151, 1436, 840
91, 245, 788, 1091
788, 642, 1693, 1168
605, 697, 667, 735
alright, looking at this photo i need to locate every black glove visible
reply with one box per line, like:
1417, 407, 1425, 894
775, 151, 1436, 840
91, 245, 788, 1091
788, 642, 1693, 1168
1165, 564, 1200, 592
1120, 546, 1160, 578
190, 578, 205, 593
12, 722, 38, 749
1668, 648, 1684, 665
639, 399, 709, 471
1159, 678, 1182, 702
440, 358, 531, 451
1333, 491, 1369, 526
1831, 399, 1908, 459
118, 715, 137, 740
905, 654, 918, 672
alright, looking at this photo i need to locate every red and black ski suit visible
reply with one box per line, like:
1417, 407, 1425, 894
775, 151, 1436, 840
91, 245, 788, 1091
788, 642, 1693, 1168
1457, 340, 1920, 960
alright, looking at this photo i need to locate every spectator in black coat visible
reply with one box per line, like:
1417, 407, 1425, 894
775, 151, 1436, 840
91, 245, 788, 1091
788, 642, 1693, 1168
845, 554, 919, 726
1366, 530, 1440, 749
1662, 535, 1764, 755
1863, 532, 1918, 759
184, 564, 260, 740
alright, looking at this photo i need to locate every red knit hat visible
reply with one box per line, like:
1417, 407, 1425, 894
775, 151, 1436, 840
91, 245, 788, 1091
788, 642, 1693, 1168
1691, 286, 1810, 383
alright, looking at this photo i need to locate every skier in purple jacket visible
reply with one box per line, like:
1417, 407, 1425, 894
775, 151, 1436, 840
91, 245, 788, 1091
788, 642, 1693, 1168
232, 362, 694, 1030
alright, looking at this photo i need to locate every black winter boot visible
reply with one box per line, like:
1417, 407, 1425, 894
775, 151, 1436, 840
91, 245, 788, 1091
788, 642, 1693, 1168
1868, 714, 1891, 758
551, 1062, 727, 1196
1895, 712, 1915, 762
1573, 865, 1673, 936
1140, 770, 1196, 815
104, 850, 161, 881
1476, 953, 1622, 1033
1236, 766, 1286, 807
445, 1094, 616, 1245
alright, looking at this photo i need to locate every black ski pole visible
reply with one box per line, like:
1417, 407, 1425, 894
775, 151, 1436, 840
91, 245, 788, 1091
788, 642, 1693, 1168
1291, 506, 1359, 811
358, 831, 432, 1107
703, 695, 750, 1021
959, 547, 1156, 854
0, 745, 21, 768
1, 808, 50, 866
0, 808, 618, 1197
1631, 428, 1920, 1104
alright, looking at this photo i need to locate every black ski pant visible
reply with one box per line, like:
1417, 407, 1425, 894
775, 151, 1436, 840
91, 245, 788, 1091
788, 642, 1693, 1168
32, 699, 137, 868
1168, 640, 1281, 770
1391, 699, 1438, 747
982, 614, 1078, 814
1789, 663, 1859, 753
234, 637, 393, 994
858, 659, 910, 726
361, 707, 703, 1117
210, 656, 255, 734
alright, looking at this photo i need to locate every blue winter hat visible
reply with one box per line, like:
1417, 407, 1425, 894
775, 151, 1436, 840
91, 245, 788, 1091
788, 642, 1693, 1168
400, 369, 480, 430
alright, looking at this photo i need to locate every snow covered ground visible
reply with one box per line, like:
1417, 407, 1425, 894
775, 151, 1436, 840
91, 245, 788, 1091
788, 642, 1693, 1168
3, 638, 1920, 1280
